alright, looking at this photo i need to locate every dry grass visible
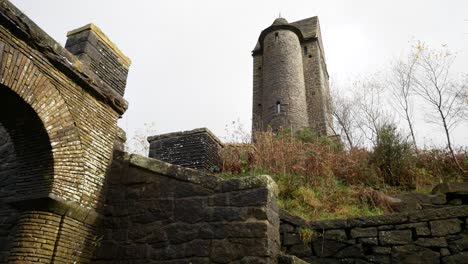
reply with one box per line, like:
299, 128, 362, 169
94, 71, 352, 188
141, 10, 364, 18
217, 130, 465, 221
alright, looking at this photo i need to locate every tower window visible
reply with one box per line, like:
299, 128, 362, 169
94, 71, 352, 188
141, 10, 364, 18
276, 101, 281, 114
275, 32, 279, 40
304, 46, 308, 55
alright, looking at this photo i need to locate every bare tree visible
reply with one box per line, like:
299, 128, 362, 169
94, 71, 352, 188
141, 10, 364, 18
330, 89, 363, 149
126, 122, 158, 156
412, 43, 467, 174
353, 76, 394, 147
388, 50, 419, 153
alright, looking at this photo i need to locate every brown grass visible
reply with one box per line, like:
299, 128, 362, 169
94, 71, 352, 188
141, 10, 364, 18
218, 131, 465, 221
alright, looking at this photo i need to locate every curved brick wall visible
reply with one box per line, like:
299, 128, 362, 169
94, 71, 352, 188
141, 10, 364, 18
262, 29, 309, 131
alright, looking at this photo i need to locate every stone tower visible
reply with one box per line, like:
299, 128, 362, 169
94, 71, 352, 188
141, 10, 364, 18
252, 17, 334, 136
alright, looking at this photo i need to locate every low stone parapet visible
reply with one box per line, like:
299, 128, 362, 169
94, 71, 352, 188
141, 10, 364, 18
280, 205, 468, 263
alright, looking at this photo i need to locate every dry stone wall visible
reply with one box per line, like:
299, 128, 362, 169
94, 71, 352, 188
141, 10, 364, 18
95, 151, 280, 263
280, 205, 468, 263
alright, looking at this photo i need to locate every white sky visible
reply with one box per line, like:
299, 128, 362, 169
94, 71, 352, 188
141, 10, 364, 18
11, 0, 468, 148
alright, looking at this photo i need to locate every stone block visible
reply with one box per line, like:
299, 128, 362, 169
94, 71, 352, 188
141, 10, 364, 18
439, 248, 450, 257
408, 206, 468, 222
372, 246, 391, 254
366, 254, 391, 264
351, 227, 377, 238
391, 245, 440, 264
289, 244, 312, 258
432, 182, 468, 195
324, 229, 347, 241
379, 230, 412, 245
447, 234, 468, 253
415, 237, 448, 247
359, 237, 378, 245
348, 214, 408, 227
283, 233, 302, 246
335, 244, 364, 258
430, 219, 461, 236
310, 219, 347, 230
312, 239, 348, 257
441, 252, 468, 264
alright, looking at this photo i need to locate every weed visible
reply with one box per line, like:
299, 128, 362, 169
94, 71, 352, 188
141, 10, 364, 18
298, 227, 317, 243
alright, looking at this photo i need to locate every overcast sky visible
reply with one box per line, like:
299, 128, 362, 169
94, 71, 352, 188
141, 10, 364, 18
11, 0, 468, 149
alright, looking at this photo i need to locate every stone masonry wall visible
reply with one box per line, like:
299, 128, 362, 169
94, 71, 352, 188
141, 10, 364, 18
302, 39, 332, 136
94, 151, 280, 263
252, 55, 263, 132
280, 206, 468, 263
262, 29, 309, 132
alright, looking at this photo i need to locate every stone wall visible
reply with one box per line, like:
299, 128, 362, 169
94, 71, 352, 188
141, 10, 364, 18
390, 183, 468, 213
94, 151, 280, 263
148, 128, 224, 172
280, 206, 468, 263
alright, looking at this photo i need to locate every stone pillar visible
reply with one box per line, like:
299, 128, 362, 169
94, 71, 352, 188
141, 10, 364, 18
148, 128, 224, 172
65, 23, 131, 96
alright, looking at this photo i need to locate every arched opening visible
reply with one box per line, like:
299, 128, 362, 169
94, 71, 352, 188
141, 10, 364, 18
0, 84, 54, 257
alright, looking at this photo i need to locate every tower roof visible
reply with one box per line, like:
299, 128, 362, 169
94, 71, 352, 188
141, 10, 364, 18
272, 17, 289, 26
253, 16, 320, 53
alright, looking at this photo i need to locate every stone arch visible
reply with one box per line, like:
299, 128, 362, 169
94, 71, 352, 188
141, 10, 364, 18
0, 43, 84, 204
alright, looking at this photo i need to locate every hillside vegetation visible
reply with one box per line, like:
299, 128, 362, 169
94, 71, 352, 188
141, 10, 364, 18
217, 128, 466, 221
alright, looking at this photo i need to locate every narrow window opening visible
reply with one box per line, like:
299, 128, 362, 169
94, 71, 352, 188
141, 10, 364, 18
276, 101, 281, 114
275, 32, 279, 40
308, 55, 312, 58
304, 46, 308, 55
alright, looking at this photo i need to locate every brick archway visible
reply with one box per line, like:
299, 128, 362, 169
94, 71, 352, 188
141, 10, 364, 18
0, 2, 131, 260
0, 85, 53, 198
0, 43, 85, 204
